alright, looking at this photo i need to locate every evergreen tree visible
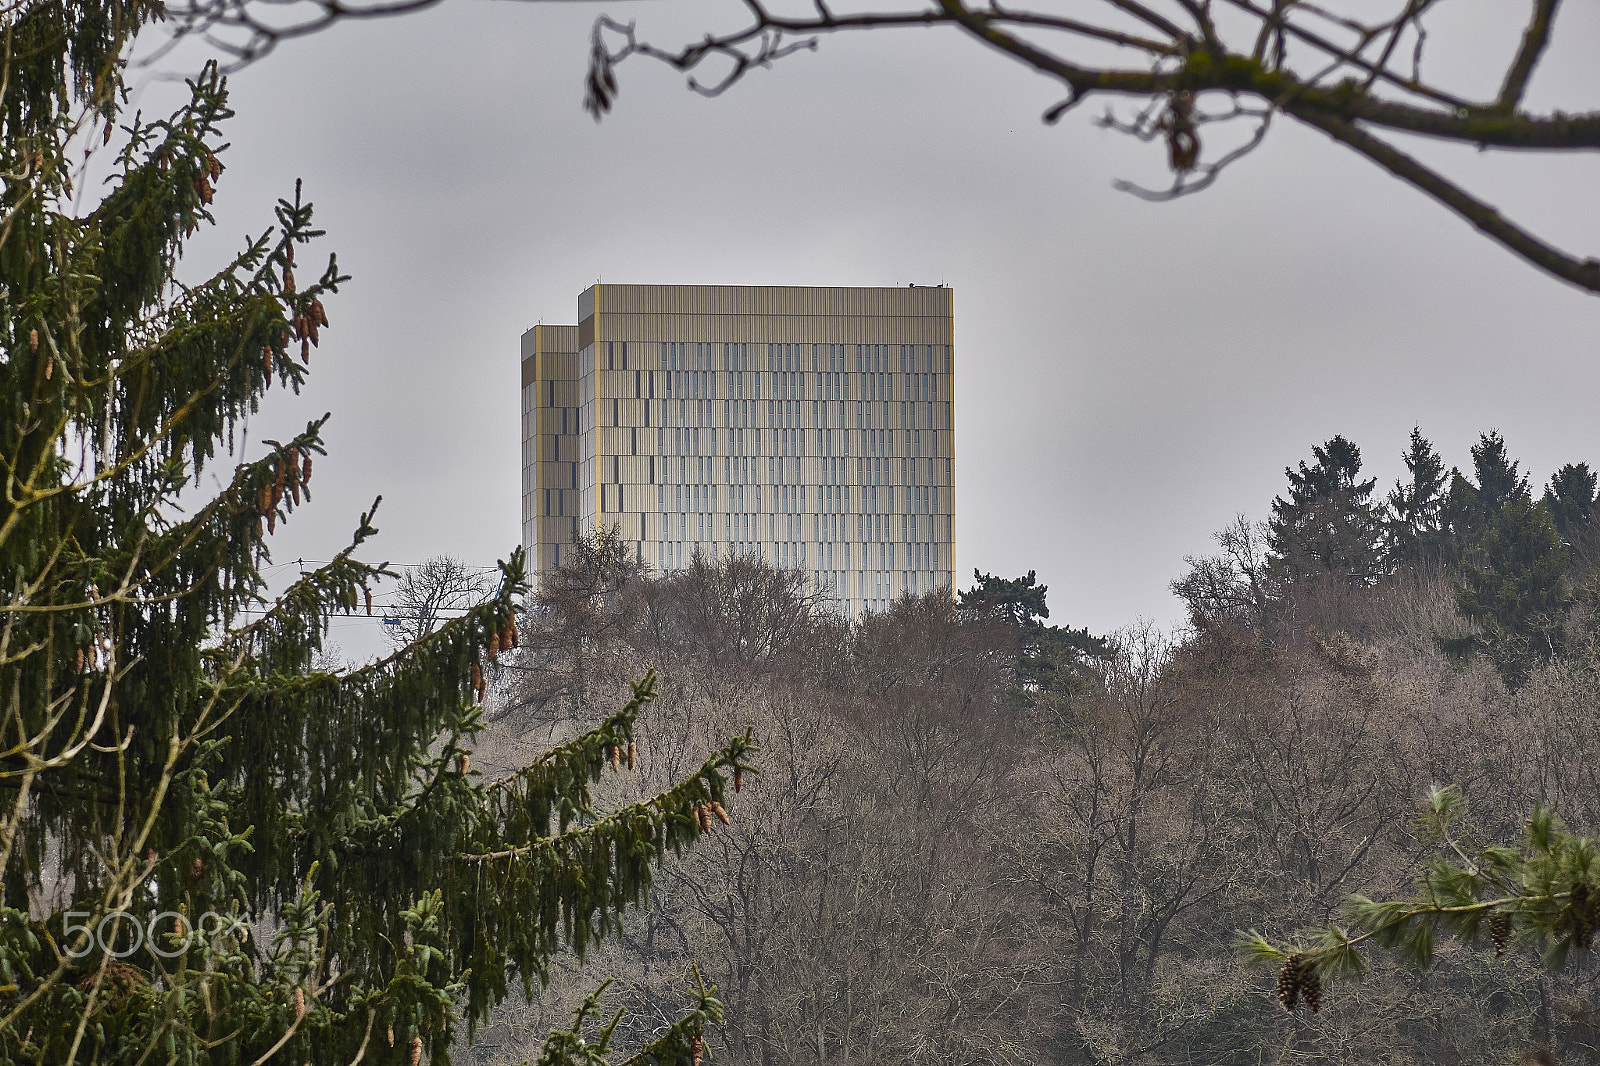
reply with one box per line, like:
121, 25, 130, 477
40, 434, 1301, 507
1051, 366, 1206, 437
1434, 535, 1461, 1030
1453, 497, 1568, 688
1543, 462, 1598, 544
0, 8, 744, 1063
1385, 427, 1449, 567
957, 570, 1107, 697
1444, 430, 1532, 555
1267, 435, 1385, 589
957, 569, 1051, 631
1471, 430, 1530, 515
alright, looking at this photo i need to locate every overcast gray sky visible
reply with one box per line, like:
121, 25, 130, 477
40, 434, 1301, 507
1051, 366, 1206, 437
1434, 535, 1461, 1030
143, 0, 1599, 656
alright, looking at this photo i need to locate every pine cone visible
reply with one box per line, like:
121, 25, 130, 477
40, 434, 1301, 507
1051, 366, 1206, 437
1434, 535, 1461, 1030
1490, 912, 1512, 958
608, 745, 620, 772
82, 961, 149, 996
293, 985, 305, 1020
109, 961, 148, 991
1574, 883, 1596, 949
364, 587, 373, 617
302, 454, 313, 485
27, 328, 37, 352
1277, 955, 1302, 1013
627, 740, 637, 770
471, 663, 484, 699
1300, 964, 1322, 1014
409, 1035, 422, 1065
487, 631, 501, 657
696, 804, 711, 832
387, 1025, 395, 1047
712, 801, 730, 825
734, 766, 743, 793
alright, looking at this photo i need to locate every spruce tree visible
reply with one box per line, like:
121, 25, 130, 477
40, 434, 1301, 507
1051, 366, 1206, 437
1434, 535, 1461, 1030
1469, 431, 1530, 515
1443, 430, 1532, 555
0, 7, 746, 1063
1385, 427, 1449, 567
1543, 462, 1598, 545
1267, 435, 1385, 590
1453, 496, 1568, 688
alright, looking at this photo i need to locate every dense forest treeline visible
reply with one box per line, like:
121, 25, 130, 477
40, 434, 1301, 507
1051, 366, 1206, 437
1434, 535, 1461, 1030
472, 427, 1600, 1066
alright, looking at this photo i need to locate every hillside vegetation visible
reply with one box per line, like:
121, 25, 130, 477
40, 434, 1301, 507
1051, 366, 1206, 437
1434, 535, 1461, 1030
480, 428, 1600, 1066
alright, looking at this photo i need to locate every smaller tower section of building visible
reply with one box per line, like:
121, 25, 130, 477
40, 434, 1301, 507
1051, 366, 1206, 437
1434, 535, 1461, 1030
520, 324, 581, 574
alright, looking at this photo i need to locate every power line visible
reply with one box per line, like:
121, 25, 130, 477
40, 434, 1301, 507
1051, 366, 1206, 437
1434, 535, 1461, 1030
261, 558, 501, 573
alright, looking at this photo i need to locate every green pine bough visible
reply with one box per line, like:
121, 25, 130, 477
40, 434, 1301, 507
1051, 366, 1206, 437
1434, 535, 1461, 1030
1238, 785, 1600, 1014
0, 4, 750, 1062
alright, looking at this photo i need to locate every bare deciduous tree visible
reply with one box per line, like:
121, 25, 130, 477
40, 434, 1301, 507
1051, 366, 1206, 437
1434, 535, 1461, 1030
383, 553, 495, 648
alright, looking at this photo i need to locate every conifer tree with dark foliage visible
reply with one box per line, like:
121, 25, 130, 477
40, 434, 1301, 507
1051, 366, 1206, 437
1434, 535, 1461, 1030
1444, 430, 1532, 555
957, 570, 1107, 698
0, 5, 745, 1063
1267, 435, 1385, 591
1544, 463, 1598, 559
1385, 428, 1449, 568
1452, 496, 1569, 688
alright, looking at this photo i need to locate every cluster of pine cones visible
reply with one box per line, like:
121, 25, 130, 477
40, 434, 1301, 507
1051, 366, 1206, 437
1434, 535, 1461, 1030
694, 801, 730, 832
1277, 954, 1322, 1014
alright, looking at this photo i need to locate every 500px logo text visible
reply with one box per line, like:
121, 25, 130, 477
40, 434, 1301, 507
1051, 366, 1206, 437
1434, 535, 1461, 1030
61, 910, 247, 959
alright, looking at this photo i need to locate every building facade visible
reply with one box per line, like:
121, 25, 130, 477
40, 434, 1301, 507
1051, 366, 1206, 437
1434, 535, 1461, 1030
520, 284, 954, 616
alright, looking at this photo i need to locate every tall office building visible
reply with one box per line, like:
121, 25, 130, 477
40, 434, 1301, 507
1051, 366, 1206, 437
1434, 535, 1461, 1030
520, 284, 954, 617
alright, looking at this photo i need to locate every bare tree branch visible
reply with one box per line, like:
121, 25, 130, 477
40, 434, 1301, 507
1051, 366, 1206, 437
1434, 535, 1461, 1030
153, 0, 1600, 295
1497, 0, 1561, 110
1291, 106, 1600, 294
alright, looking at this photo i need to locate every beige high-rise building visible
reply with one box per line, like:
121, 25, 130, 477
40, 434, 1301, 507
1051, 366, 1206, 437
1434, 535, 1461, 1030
520, 284, 954, 617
